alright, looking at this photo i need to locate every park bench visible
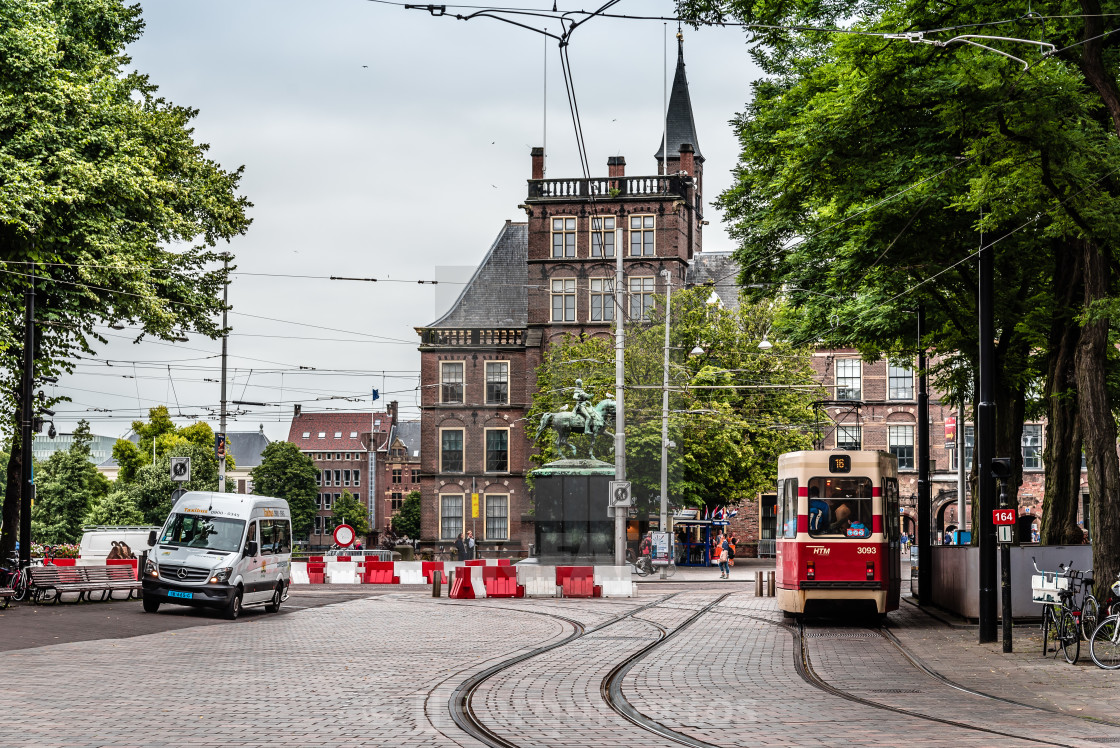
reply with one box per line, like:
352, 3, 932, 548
0, 586, 13, 609
29, 565, 142, 604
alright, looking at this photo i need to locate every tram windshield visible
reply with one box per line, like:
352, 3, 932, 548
807, 477, 873, 538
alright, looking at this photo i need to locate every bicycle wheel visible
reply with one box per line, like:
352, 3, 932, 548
1042, 606, 1058, 656
1060, 610, 1081, 664
1091, 616, 1120, 669
1082, 595, 1099, 641
663, 563, 677, 578
11, 569, 28, 602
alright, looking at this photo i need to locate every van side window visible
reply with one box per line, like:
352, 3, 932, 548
245, 521, 257, 555
258, 519, 292, 554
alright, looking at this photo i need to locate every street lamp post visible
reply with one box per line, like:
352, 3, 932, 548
614, 227, 626, 566
659, 269, 672, 578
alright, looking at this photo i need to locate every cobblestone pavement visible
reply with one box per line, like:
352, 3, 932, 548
4, 585, 1120, 748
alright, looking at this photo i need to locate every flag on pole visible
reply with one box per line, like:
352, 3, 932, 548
728, 508, 739, 518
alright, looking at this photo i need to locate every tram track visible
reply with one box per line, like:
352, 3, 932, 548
446, 593, 709, 748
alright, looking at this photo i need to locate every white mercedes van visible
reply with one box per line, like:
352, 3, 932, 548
141, 491, 292, 620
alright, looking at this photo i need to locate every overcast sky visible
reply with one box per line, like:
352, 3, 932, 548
49, 0, 762, 444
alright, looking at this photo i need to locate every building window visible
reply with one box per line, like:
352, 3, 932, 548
551, 278, 576, 322
411, 469, 420, 483
629, 214, 655, 256
441, 429, 464, 473
322, 470, 331, 486
440, 494, 463, 540
316, 470, 322, 486
629, 276, 655, 320
344, 453, 351, 461
316, 494, 323, 510
392, 468, 402, 484
485, 429, 509, 473
353, 469, 360, 486
324, 494, 333, 511
343, 469, 351, 486
333, 470, 341, 486
441, 361, 464, 404
590, 278, 614, 322
1023, 424, 1042, 469
591, 216, 615, 257
486, 361, 509, 405
552, 216, 576, 258
888, 425, 915, 470
314, 515, 322, 533
836, 425, 861, 451
485, 495, 509, 540
391, 492, 403, 512
888, 364, 914, 400
835, 359, 862, 400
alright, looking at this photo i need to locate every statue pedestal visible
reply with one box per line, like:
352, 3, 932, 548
531, 459, 616, 565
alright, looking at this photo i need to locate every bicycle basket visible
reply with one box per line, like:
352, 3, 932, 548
1031, 572, 1069, 604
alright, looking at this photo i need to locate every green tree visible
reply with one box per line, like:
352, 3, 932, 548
392, 490, 422, 540
84, 486, 145, 527
529, 289, 822, 513
0, 0, 251, 561
132, 442, 222, 525
332, 491, 370, 537
250, 442, 317, 539
31, 420, 111, 543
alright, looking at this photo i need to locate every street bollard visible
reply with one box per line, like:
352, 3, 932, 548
432, 570, 442, 597
767, 570, 776, 597
755, 571, 763, 596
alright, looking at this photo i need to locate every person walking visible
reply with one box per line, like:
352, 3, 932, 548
454, 532, 466, 561
718, 533, 731, 579
466, 530, 476, 560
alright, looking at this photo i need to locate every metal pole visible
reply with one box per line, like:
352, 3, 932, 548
614, 226, 626, 566
917, 305, 932, 606
19, 284, 35, 569
218, 256, 228, 493
978, 234, 998, 643
957, 399, 967, 537
659, 269, 672, 579
1000, 478, 1013, 652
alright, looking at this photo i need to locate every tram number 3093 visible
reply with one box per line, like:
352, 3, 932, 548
856, 546, 877, 555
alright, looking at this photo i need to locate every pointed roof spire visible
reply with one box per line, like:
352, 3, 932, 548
655, 33, 703, 163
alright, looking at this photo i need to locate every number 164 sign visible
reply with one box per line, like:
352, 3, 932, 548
992, 509, 1017, 526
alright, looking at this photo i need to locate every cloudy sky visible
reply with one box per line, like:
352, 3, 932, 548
51, 0, 762, 443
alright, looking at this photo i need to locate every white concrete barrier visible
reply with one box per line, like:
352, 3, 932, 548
325, 561, 358, 584
396, 561, 425, 585
595, 565, 634, 597
518, 565, 559, 597
290, 562, 309, 585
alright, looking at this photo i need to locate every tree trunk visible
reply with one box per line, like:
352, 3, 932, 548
1075, 238, 1120, 597
1042, 245, 1085, 545
0, 425, 22, 562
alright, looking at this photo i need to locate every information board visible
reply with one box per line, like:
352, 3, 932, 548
651, 532, 671, 566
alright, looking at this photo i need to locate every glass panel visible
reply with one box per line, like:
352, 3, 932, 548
441, 362, 464, 403
440, 495, 463, 540
486, 430, 508, 472
159, 514, 246, 553
441, 430, 463, 472
836, 425, 861, 451
889, 425, 915, 469
807, 477, 873, 537
485, 495, 508, 540
486, 362, 509, 404
1023, 424, 1042, 469
888, 364, 914, 400
835, 359, 861, 400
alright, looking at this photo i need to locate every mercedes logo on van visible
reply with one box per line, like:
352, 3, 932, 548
177, 568, 188, 580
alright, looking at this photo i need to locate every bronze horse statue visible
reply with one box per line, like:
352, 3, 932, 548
535, 398, 617, 460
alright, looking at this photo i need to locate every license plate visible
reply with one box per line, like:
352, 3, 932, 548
167, 590, 192, 599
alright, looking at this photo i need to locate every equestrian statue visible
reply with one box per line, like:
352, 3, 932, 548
535, 379, 617, 460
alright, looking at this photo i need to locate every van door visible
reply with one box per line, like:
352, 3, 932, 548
241, 520, 264, 603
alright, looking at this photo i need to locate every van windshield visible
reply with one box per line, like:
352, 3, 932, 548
159, 514, 246, 553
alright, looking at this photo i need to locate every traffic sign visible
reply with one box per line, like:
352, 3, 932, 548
608, 481, 631, 507
471, 493, 479, 518
215, 432, 226, 459
992, 509, 1016, 526
170, 456, 190, 483
333, 523, 356, 547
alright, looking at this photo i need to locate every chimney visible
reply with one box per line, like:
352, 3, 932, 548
389, 400, 399, 426
679, 143, 695, 177
294, 404, 301, 417
531, 146, 544, 180
607, 156, 626, 178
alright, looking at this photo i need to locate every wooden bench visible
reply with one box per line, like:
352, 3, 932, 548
28, 565, 142, 604
0, 587, 13, 609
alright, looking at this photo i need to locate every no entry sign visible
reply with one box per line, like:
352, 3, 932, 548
333, 523, 356, 547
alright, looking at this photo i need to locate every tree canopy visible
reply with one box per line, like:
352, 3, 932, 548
333, 491, 370, 537
250, 441, 318, 539
31, 420, 110, 543
0, 0, 251, 559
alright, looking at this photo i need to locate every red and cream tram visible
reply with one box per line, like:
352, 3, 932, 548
775, 450, 902, 618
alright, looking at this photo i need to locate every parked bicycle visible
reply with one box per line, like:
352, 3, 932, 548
1088, 575, 1120, 669
625, 548, 677, 578
1032, 557, 1082, 664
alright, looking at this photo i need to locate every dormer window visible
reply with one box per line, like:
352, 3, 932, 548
302, 432, 310, 438
334, 431, 342, 438
318, 432, 326, 438
350, 431, 358, 438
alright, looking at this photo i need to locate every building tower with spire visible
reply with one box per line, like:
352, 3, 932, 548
414, 37, 738, 553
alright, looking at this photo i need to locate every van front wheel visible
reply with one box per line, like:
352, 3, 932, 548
223, 588, 243, 620
142, 595, 160, 613
265, 584, 283, 614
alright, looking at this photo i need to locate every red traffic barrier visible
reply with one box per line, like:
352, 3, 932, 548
107, 558, 139, 580
422, 561, 445, 584
45, 558, 77, 566
308, 556, 324, 563
362, 561, 399, 584
481, 566, 522, 598
334, 556, 352, 562
308, 572, 325, 585
449, 566, 476, 599
555, 565, 593, 587
496, 559, 512, 566
465, 559, 485, 567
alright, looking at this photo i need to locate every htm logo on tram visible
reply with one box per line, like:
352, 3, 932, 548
807, 546, 830, 555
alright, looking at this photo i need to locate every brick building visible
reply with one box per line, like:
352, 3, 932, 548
286, 405, 392, 547
376, 419, 422, 536
415, 40, 742, 556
